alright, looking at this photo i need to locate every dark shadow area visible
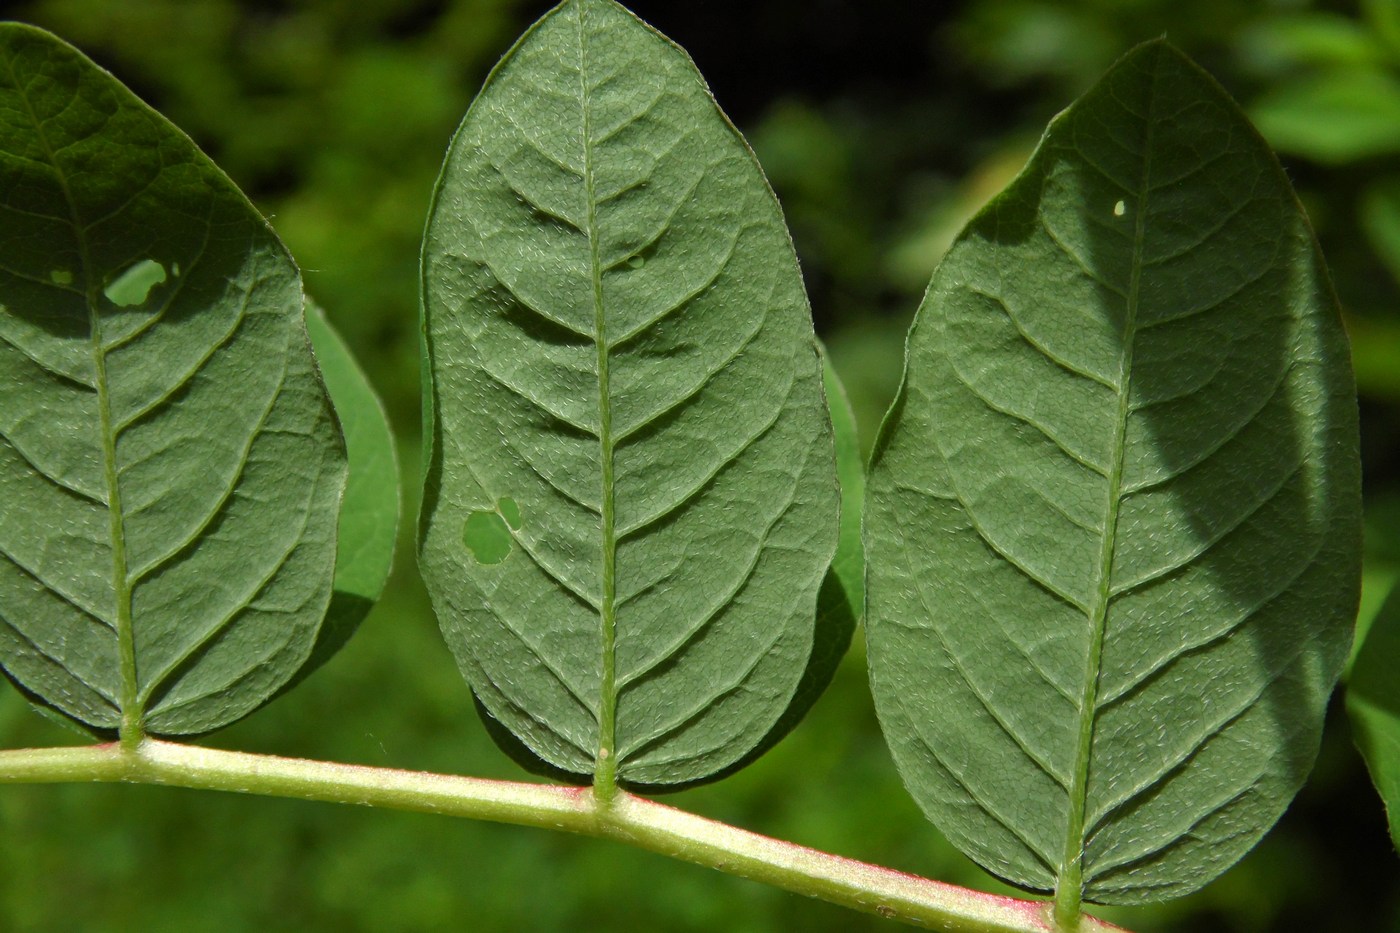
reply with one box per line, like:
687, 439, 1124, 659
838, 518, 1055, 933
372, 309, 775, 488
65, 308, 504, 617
1069, 42, 1361, 902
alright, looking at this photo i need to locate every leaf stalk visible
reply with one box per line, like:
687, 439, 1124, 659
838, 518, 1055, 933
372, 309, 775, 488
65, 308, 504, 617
0, 739, 1128, 933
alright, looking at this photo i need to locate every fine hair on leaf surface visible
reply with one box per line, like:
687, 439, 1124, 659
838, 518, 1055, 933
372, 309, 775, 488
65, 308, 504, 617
0, 6, 1388, 933
418, 0, 841, 791
863, 37, 1361, 916
0, 24, 352, 738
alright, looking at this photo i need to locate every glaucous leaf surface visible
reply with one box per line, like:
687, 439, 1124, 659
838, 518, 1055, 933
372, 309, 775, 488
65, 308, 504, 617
865, 40, 1361, 907
419, 0, 838, 788
664, 352, 862, 790
0, 25, 346, 736
1348, 584, 1400, 849
467, 351, 858, 791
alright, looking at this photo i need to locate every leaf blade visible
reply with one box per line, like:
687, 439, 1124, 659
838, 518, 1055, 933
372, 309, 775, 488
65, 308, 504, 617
865, 39, 1360, 907
0, 24, 346, 736
419, 0, 838, 787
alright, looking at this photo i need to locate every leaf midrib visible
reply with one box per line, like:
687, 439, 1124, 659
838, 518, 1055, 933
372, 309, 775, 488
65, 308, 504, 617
575, 0, 620, 799
2, 46, 140, 740
1054, 50, 1160, 924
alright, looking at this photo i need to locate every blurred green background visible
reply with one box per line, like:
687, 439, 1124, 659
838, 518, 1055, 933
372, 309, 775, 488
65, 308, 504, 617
2, 0, 1400, 930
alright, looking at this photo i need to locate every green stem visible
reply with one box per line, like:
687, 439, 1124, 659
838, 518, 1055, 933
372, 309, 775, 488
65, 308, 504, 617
0, 739, 1129, 933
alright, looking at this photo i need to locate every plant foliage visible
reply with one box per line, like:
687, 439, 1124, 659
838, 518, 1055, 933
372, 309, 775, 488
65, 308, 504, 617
864, 39, 1362, 908
0, 24, 366, 736
417, 0, 840, 789
0, 4, 1385, 932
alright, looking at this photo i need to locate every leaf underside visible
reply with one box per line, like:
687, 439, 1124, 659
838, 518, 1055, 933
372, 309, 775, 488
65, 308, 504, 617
865, 40, 1360, 906
419, 0, 838, 787
474, 353, 860, 793
0, 25, 346, 736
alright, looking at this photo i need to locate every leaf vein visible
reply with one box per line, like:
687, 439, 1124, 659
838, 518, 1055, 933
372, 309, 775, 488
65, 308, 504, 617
0, 257, 86, 296
0, 431, 104, 505
1122, 358, 1295, 496
1097, 525, 1324, 709
100, 212, 215, 354
0, 543, 113, 630
893, 506, 1075, 782
138, 436, 324, 706
615, 470, 797, 690
608, 221, 751, 350
967, 285, 1119, 393
489, 100, 586, 178
1110, 460, 1301, 599
1039, 213, 1130, 300
615, 358, 796, 540
509, 531, 601, 612
112, 267, 256, 434
0, 329, 94, 389
475, 359, 600, 438
0, 609, 119, 706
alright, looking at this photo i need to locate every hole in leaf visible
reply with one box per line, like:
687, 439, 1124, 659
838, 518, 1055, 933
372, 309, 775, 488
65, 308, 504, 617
1113, 199, 1126, 217
498, 496, 523, 530
50, 269, 72, 285
104, 259, 167, 307
464, 498, 521, 565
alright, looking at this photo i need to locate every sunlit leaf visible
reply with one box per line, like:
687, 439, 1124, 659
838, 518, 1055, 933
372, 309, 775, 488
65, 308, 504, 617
1251, 68, 1400, 164
865, 40, 1361, 909
1238, 13, 1383, 72
0, 24, 347, 735
470, 351, 859, 791
419, 0, 838, 788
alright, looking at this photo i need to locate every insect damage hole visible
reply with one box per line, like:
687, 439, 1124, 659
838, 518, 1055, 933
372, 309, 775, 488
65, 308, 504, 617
463, 497, 522, 565
104, 259, 167, 307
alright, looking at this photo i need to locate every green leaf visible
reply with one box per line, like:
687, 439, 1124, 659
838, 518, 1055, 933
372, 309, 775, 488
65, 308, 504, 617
419, 0, 838, 789
864, 39, 1361, 911
1362, 176, 1400, 285
1365, 0, 1400, 58
1238, 13, 1384, 72
1354, 563, 1399, 672
1348, 584, 1400, 850
469, 351, 859, 792
1341, 312, 1400, 404
824, 348, 864, 618
1251, 68, 1400, 164
292, 300, 399, 681
0, 25, 346, 736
